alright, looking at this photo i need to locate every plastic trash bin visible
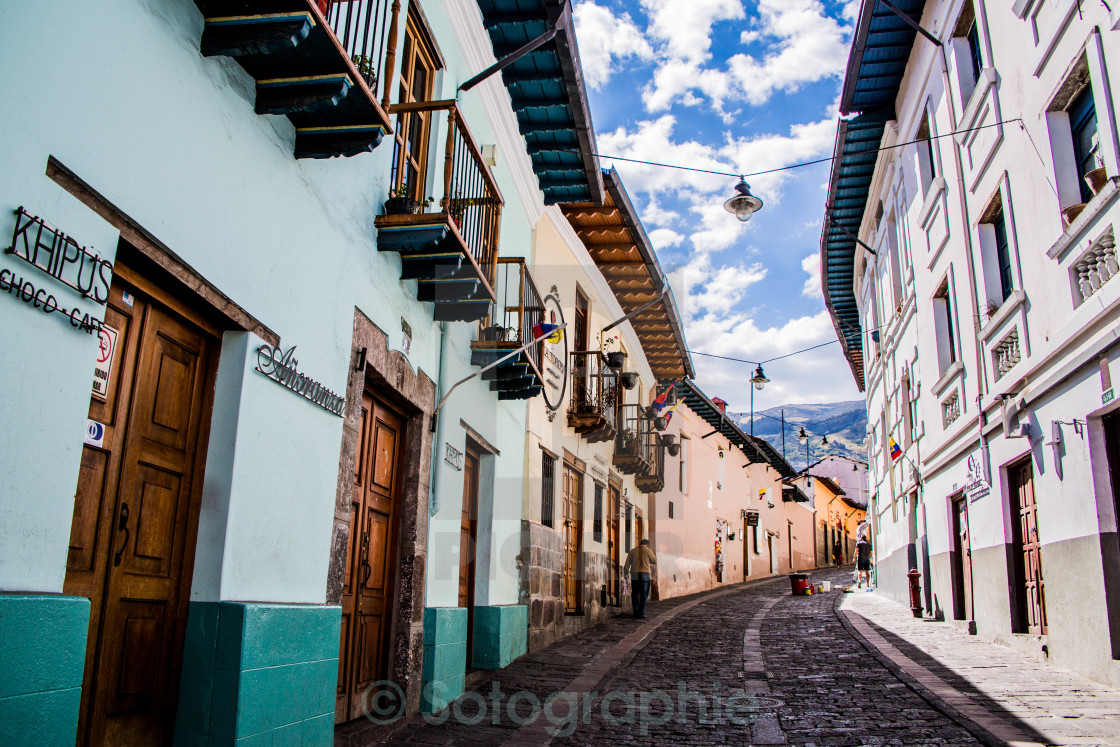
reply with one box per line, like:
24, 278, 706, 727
789, 573, 809, 595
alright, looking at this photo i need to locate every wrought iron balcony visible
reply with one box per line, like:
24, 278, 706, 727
196, 0, 397, 158
375, 102, 502, 321
470, 259, 545, 401
567, 352, 617, 443
634, 431, 665, 493
613, 405, 652, 476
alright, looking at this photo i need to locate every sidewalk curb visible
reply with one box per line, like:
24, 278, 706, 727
833, 593, 1011, 747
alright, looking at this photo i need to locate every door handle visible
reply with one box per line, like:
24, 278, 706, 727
113, 502, 130, 567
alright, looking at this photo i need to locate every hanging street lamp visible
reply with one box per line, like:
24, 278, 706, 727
748, 364, 769, 436
723, 179, 764, 222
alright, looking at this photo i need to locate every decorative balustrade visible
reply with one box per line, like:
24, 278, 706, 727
941, 390, 961, 428
470, 259, 545, 400
567, 353, 617, 443
993, 328, 1021, 380
1073, 235, 1118, 304
376, 102, 502, 321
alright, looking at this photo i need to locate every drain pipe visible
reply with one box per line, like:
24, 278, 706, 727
429, 322, 450, 517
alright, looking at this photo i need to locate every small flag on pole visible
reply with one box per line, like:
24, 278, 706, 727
889, 438, 902, 461
759, 488, 767, 501
531, 323, 563, 344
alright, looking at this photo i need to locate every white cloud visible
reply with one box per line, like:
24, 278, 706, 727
725, 0, 851, 105
639, 0, 745, 64
801, 253, 822, 298
648, 227, 685, 249
639, 0, 851, 113
573, 2, 654, 89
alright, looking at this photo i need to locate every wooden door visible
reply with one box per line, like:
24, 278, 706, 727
607, 484, 620, 602
1105, 412, 1120, 537
768, 534, 778, 574
65, 278, 218, 746
562, 464, 582, 613
337, 392, 404, 723
459, 446, 480, 667
951, 496, 973, 620
1009, 459, 1047, 635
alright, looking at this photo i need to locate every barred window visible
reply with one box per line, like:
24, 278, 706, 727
541, 452, 555, 527
593, 484, 603, 542
668, 501, 674, 519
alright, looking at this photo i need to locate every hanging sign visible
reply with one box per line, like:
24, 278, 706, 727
256, 344, 345, 416
745, 510, 760, 526
540, 292, 569, 412
963, 452, 990, 502
92, 325, 118, 400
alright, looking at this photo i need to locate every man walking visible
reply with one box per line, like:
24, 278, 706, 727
623, 539, 657, 619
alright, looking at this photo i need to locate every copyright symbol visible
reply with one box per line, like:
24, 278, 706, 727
363, 680, 406, 724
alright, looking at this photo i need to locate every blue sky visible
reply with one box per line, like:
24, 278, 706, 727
571, 0, 863, 416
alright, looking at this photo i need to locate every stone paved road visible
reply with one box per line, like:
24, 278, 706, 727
377, 567, 1120, 746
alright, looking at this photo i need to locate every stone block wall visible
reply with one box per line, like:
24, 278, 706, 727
520, 521, 620, 651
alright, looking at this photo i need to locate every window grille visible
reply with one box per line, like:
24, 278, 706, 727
541, 453, 555, 527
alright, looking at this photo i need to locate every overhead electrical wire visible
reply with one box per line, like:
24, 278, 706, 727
586, 119, 1023, 181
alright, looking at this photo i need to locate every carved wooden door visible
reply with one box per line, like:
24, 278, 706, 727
65, 277, 218, 745
459, 446, 480, 667
562, 464, 582, 613
1010, 459, 1047, 635
607, 483, 620, 602
952, 496, 973, 621
337, 391, 404, 722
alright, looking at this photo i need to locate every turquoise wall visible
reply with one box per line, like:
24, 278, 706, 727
472, 604, 528, 670
420, 607, 467, 713
0, 595, 89, 746
174, 602, 340, 745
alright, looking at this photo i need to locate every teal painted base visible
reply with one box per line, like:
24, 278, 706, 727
174, 602, 340, 746
0, 594, 90, 746
472, 605, 527, 670
421, 608, 467, 713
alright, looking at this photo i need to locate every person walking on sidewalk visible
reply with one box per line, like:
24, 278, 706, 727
624, 539, 657, 619
855, 533, 873, 588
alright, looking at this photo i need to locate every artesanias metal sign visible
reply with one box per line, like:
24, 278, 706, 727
256, 344, 345, 416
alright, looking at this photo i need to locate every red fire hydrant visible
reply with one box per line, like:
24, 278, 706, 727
907, 568, 922, 618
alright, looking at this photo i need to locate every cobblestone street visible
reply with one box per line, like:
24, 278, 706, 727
378, 567, 1120, 746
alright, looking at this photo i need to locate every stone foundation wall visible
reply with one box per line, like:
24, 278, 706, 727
519, 521, 619, 651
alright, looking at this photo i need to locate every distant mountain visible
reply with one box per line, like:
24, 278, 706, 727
730, 400, 867, 471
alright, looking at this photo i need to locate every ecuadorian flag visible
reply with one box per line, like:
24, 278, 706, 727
889, 438, 902, 461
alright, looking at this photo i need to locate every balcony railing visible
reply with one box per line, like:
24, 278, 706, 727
614, 405, 651, 476
197, 0, 397, 158
635, 431, 665, 493
319, 0, 397, 106
470, 259, 545, 400
376, 102, 503, 321
567, 352, 617, 443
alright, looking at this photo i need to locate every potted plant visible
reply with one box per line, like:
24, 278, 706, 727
665, 443, 681, 457
620, 429, 638, 452
653, 415, 668, 431
1062, 202, 1087, 227
606, 351, 626, 370
661, 433, 676, 446
384, 187, 433, 216
1085, 152, 1108, 196
619, 371, 638, 390
480, 324, 506, 342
